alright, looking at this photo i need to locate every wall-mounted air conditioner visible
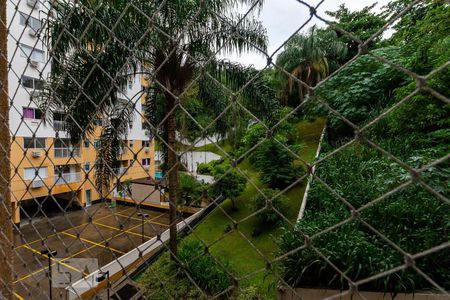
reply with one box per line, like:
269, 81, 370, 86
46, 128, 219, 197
143, 166, 150, 171
28, 28, 37, 37
144, 147, 150, 153
30, 179, 44, 188
27, 0, 39, 8
31, 151, 42, 157
30, 60, 39, 69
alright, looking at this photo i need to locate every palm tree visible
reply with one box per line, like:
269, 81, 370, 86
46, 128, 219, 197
276, 27, 347, 107
42, 0, 267, 258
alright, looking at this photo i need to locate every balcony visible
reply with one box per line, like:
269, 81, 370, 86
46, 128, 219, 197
54, 173, 81, 185
54, 147, 80, 158
53, 120, 67, 132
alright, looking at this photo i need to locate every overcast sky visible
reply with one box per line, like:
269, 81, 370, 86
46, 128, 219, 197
227, 0, 390, 69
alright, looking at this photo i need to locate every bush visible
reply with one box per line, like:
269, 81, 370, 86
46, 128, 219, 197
278, 140, 450, 293
178, 172, 203, 206
252, 137, 302, 189
178, 240, 233, 295
138, 253, 202, 300
251, 188, 289, 225
209, 161, 246, 209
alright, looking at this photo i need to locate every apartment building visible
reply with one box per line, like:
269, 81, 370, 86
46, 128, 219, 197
7, 0, 155, 225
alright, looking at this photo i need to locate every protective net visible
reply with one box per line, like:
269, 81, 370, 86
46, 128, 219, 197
0, 0, 449, 299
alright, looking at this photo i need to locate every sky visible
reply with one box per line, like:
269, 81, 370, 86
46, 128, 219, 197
227, 0, 391, 69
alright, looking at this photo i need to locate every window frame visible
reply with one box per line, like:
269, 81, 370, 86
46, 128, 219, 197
19, 12, 41, 32
22, 107, 42, 120
23, 137, 46, 149
19, 43, 45, 62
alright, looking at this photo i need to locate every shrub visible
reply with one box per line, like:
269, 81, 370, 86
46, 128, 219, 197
138, 253, 202, 300
252, 137, 302, 189
178, 172, 203, 206
209, 161, 246, 209
178, 240, 233, 295
251, 188, 289, 225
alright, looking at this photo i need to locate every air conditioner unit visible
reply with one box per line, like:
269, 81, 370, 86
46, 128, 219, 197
30, 179, 44, 188
144, 147, 149, 153
28, 28, 37, 37
30, 60, 39, 69
31, 150, 42, 157
143, 165, 150, 171
27, 0, 39, 8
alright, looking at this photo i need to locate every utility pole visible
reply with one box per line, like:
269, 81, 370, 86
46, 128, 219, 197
0, 0, 13, 298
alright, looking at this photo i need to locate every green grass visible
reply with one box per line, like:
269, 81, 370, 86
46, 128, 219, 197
193, 139, 234, 156
137, 117, 326, 298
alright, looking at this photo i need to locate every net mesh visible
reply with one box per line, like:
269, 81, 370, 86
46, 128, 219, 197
0, 0, 449, 299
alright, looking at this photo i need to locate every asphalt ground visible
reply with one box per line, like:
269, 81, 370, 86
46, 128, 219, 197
12, 202, 171, 300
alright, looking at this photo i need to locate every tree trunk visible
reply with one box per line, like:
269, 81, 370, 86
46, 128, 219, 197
165, 92, 178, 260
0, 0, 13, 297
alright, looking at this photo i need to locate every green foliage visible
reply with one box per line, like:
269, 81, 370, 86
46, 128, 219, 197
178, 172, 203, 207
138, 253, 203, 300
276, 27, 347, 107
251, 188, 289, 225
210, 161, 247, 205
326, 3, 386, 61
278, 140, 450, 293
252, 137, 302, 189
314, 46, 409, 140
177, 240, 233, 295
139, 240, 233, 298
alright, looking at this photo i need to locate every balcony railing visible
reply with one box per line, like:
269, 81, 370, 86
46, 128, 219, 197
53, 120, 67, 132
54, 147, 80, 158
54, 172, 81, 185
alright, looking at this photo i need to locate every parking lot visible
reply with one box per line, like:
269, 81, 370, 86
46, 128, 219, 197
13, 202, 171, 300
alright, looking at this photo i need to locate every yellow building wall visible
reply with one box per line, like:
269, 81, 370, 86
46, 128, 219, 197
9, 135, 155, 224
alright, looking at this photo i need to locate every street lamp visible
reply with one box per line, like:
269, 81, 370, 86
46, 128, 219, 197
137, 212, 149, 244
96, 270, 110, 299
41, 249, 57, 300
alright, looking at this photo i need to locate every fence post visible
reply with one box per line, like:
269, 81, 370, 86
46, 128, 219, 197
0, 0, 13, 298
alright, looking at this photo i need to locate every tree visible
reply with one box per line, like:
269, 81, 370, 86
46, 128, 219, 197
43, 0, 267, 258
210, 161, 246, 210
276, 27, 347, 107
326, 4, 386, 62
252, 136, 302, 189
251, 188, 288, 225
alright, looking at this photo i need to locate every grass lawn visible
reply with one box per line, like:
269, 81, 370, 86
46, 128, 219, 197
186, 117, 326, 298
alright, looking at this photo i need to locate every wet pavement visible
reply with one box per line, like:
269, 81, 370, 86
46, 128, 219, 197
13, 202, 171, 300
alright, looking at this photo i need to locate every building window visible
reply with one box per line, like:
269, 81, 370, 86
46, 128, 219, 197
24, 167, 48, 180
142, 140, 150, 148
19, 12, 41, 32
142, 158, 151, 166
83, 140, 90, 148
23, 137, 46, 149
21, 75, 44, 90
94, 139, 101, 149
84, 163, 90, 172
19, 43, 45, 62
22, 107, 42, 120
